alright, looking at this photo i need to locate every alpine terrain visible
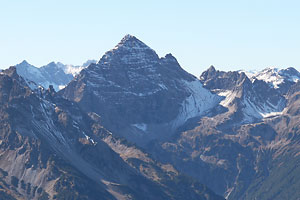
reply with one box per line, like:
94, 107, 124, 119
0, 66, 223, 199
15, 60, 96, 91
1, 34, 300, 200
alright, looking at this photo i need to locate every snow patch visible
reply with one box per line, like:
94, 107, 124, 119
132, 123, 147, 132
172, 79, 221, 128
261, 111, 283, 118
216, 88, 285, 123
58, 85, 66, 90
244, 67, 300, 89
218, 90, 237, 107
158, 83, 168, 90
242, 95, 285, 123
82, 132, 96, 144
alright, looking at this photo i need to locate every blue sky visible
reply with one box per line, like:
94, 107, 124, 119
1, 0, 300, 76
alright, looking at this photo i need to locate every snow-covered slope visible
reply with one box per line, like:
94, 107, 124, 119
172, 79, 221, 128
15, 60, 96, 91
241, 87, 285, 122
63, 60, 96, 76
200, 67, 286, 123
218, 88, 285, 123
243, 67, 300, 89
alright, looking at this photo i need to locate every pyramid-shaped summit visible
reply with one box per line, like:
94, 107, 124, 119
20, 60, 30, 65
61, 34, 221, 146
115, 34, 152, 50
98, 34, 158, 66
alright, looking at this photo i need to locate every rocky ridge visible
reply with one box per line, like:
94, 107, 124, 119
0, 66, 223, 200
15, 60, 96, 91
4, 34, 300, 200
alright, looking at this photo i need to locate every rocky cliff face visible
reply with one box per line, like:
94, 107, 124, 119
5, 34, 300, 200
61, 35, 221, 145
59, 35, 300, 199
148, 66, 300, 199
200, 66, 286, 123
243, 67, 300, 94
0, 66, 223, 200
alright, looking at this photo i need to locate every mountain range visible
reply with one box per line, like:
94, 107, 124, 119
2, 34, 300, 199
15, 60, 96, 91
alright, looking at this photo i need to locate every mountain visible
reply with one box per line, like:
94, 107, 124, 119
147, 66, 300, 199
243, 67, 300, 94
200, 66, 286, 123
61, 34, 221, 145
0, 66, 223, 200
238, 80, 300, 199
60, 35, 300, 199
15, 60, 96, 91
5, 34, 300, 199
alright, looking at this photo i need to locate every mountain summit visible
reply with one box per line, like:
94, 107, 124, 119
61, 35, 221, 145
0, 66, 224, 200
4, 35, 300, 199
113, 34, 153, 50
98, 34, 158, 67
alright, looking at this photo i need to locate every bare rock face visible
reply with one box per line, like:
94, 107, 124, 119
61, 35, 221, 145
60, 35, 300, 200
0, 67, 223, 200
200, 67, 286, 124
147, 66, 300, 199
5, 34, 300, 200
243, 67, 300, 94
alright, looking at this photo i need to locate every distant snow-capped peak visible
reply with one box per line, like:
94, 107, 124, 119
253, 67, 284, 88
15, 60, 96, 91
242, 67, 300, 89
63, 60, 96, 76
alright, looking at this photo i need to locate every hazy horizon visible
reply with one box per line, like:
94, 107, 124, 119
5, 36, 295, 78
1, 0, 300, 76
